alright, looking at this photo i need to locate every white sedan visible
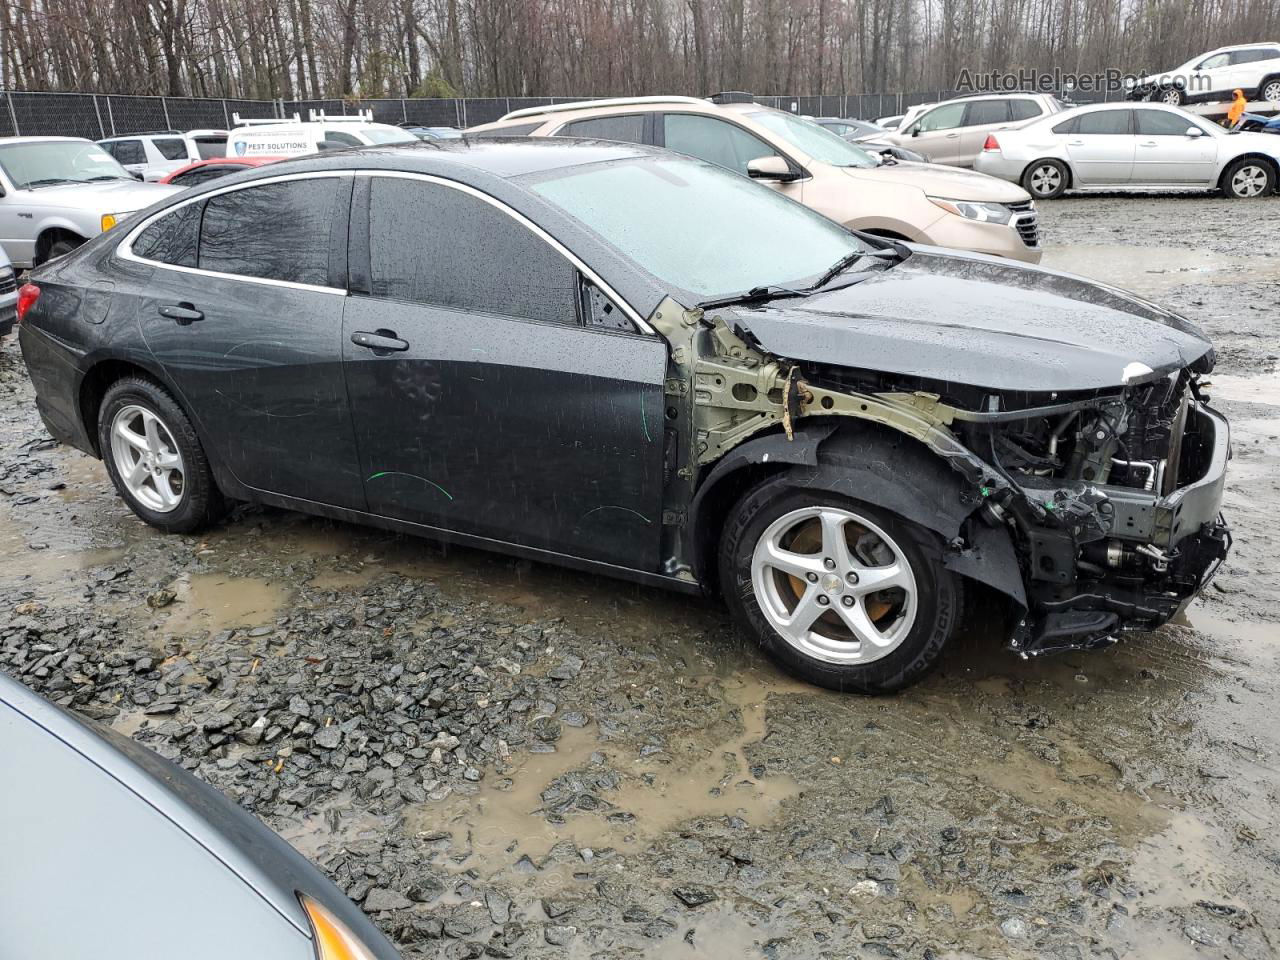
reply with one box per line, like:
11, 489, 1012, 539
973, 102, 1280, 199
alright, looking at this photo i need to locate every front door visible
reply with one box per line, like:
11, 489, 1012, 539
1132, 110, 1218, 184
342, 174, 668, 569
905, 102, 969, 165
129, 174, 366, 508
1064, 109, 1135, 184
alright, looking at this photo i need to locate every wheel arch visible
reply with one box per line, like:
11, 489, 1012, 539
78, 356, 180, 458
1219, 153, 1279, 193
689, 418, 1027, 610
34, 224, 88, 265
1021, 157, 1073, 191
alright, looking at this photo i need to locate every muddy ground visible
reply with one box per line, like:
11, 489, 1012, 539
2, 194, 1278, 959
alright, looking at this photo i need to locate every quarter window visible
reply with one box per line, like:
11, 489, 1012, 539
323, 130, 362, 146
557, 114, 647, 144
131, 203, 202, 267
199, 178, 341, 285
367, 177, 578, 324
661, 114, 775, 176
153, 138, 189, 161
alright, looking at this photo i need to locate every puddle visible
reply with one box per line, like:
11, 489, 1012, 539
151, 571, 290, 636
1041, 244, 1279, 295
411, 670, 804, 880
0, 509, 126, 586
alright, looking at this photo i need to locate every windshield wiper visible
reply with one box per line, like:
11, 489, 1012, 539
22, 177, 77, 189
809, 245, 907, 290
696, 284, 808, 311
86, 174, 131, 182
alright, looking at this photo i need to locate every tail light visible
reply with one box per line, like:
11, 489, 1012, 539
982, 134, 1000, 151
16, 283, 40, 323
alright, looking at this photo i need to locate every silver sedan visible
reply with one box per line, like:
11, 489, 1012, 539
0, 672, 401, 960
973, 102, 1280, 199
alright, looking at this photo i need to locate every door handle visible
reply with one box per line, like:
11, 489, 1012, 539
945, 132, 960, 139
158, 303, 203, 324
1067, 139, 1084, 145
1138, 141, 1158, 147
350, 330, 409, 352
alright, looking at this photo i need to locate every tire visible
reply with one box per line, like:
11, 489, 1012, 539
1022, 159, 1068, 199
97, 376, 225, 533
1262, 78, 1280, 104
38, 236, 83, 265
719, 478, 963, 694
1220, 158, 1274, 199
1160, 86, 1184, 106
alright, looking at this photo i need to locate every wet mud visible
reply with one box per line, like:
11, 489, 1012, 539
2, 194, 1279, 958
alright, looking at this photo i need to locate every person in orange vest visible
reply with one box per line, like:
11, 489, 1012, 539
1225, 88, 1248, 128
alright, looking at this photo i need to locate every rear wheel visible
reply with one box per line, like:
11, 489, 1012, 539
1221, 158, 1274, 199
1261, 78, 1280, 104
1022, 159, 1068, 199
720, 480, 962, 694
97, 377, 225, 533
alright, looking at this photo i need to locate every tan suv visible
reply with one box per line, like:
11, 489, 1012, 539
883, 93, 1067, 167
468, 95, 1041, 263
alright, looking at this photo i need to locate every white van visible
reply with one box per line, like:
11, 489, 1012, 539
225, 111, 419, 159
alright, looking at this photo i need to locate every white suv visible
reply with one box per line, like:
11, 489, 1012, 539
1128, 43, 1280, 106
97, 130, 228, 181
883, 93, 1066, 167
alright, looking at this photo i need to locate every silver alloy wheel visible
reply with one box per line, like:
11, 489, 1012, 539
109, 404, 185, 513
1161, 87, 1182, 105
1264, 80, 1280, 104
1029, 164, 1062, 196
1231, 164, 1269, 198
751, 506, 918, 665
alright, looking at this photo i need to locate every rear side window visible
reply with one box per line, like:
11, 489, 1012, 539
367, 177, 577, 324
964, 100, 1010, 125
1008, 100, 1042, 121
111, 140, 145, 165
131, 203, 202, 267
323, 130, 362, 146
1076, 110, 1131, 135
556, 114, 647, 144
468, 121, 544, 138
661, 114, 774, 176
199, 178, 340, 286
193, 137, 227, 160
1052, 117, 1077, 134
153, 138, 189, 161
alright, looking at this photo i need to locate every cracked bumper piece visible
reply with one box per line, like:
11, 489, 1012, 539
1012, 402, 1231, 657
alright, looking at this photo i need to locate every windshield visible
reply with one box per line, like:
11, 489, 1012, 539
357, 126, 419, 144
747, 111, 878, 168
0, 140, 132, 189
528, 155, 868, 299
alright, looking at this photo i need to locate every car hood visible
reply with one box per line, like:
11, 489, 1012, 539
848, 162, 1030, 203
731, 247, 1212, 393
21, 179, 181, 211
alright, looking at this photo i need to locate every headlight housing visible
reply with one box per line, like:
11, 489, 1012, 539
927, 197, 1014, 225
300, 895, 379, 960
100, 212, 131, 232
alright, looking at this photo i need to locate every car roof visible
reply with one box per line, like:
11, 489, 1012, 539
0, 136, 95, 145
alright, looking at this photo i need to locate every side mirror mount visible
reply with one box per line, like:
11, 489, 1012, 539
1186, 126, 1204, 138
747, 155, 798, 181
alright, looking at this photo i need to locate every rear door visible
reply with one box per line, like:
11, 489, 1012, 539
956, 98, 1011, 165
553, 113, 654, 145
125, 172, 365, 508
1062, 109, 1135, 184
1132, 109, 1217, 184
341, 173, 667, 568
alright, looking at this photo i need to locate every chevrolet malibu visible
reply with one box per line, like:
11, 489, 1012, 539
17, 140, 1230, 693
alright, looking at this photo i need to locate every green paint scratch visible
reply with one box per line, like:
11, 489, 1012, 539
367, 471, 454, 501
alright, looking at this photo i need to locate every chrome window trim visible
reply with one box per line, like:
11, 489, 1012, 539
359, 169, 654, 335
116, 170, 352, 296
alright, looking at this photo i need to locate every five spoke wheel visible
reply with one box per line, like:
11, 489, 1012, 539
109, 404, 186, 513
751, 506, 917, 665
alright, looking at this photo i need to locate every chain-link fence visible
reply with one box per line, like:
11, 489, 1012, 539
0, 87, 1125, 140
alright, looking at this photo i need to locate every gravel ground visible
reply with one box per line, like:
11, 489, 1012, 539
2, 193, 1279, 959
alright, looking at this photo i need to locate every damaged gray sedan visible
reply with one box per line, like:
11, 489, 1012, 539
17, 140, 1230, 693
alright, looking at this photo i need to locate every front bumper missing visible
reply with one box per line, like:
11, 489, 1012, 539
1008, 401, 1232, 658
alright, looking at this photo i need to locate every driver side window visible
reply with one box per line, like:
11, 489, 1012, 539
915, 102, 966, 133
1197, 53, 1230, 70
661, 114, 776, 176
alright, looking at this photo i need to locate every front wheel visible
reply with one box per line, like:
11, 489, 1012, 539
1160, 86, 1184, 106
1022, 159, 1068, 199
1221, 158, 1274, 199
97, 377, 225, 533
719, 480, 962, 694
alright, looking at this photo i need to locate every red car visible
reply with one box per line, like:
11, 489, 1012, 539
159, 155, 283, 187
